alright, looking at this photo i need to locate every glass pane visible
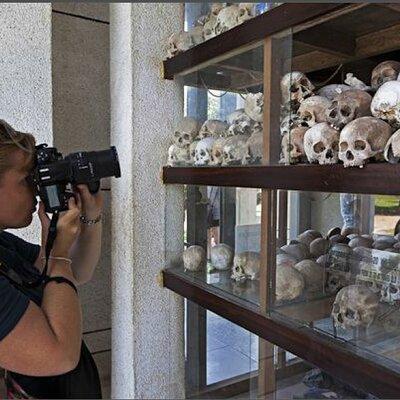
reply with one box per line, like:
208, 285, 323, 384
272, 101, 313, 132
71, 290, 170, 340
270, 191, 400, 372
166, 185, 262, 308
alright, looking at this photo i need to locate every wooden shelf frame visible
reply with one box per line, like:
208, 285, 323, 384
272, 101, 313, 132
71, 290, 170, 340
163, 268, 400, 399
163, 163, 400, 195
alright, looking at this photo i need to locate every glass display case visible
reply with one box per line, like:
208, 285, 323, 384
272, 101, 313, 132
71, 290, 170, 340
162, 3, 400, 398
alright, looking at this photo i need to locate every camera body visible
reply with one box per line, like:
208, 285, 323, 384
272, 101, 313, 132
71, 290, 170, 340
31, 144, 121, 213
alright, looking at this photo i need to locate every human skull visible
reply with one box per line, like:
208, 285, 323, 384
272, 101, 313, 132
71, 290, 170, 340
183, 245, 206, 271
215, 5, 240, 35
304, 123, 340, 165
294, 260, 324, 293
344, 73, 371, 91
188, 26, 204, 47
298, 96, 331, 128
326, 89, 372, 130
238, 3, 256, 24
297, 230, 323, 247
188, 140, 200, 165
194, 137, 215, 166
166, 31, 192, 58
317, 84, 351, 101
371, 81, 400, 128
242, 131, 263, 165
281, 242, 310, 262
332, 285, 379, 329
198, 119, 229, 139
210, 243, 234, 271
222, 135, 249, 166
173, 117, 200, 147
280, 126, 308, 164
231, 251, 260, 282
227, 110, 261, 136
276, 265, 305, 302
309, 238, 330, 259
211, 3, 226, 16
210, 137, 226, 166
203, 14, 218, 41
348, 235, 373, 249
168, 144, 190, 166
338, 117, 392, 167
280, 114, 304, 136
281, 71, 314, 107
384, 129, 400, 163
244, 92, 264, 123
276, 253, 297, 268
371, 60, 400, 90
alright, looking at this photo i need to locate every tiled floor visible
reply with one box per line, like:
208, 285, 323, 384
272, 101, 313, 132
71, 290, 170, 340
207, 311, 258, 385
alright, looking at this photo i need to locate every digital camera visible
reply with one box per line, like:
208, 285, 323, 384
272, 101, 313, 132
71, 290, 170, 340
31, 144, 121, 212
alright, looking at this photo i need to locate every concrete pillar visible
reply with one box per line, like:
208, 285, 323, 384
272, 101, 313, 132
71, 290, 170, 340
0, 3, 52, 242
51, 4, 111, 396
110, 4, 185, 399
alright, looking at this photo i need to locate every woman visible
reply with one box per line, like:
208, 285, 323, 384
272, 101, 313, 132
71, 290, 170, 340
0, 120, 103, 398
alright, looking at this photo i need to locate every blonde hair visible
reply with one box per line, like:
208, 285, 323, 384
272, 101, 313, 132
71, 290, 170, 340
0, 120, 36, 177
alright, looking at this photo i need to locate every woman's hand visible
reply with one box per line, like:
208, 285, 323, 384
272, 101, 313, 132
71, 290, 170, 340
73, 184, 103, 220
51, 196, 82, 257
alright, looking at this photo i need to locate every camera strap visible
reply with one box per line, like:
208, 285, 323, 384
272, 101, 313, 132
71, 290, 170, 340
24, 212, 59, 288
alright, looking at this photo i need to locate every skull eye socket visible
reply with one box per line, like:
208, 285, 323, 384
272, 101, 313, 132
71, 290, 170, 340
390, 286, 398, 294
183, 134, 190, 140
340, 142, 348, 151
333, 304, 340, 313
290, 84, 299, 93
313, 142, 325, 154
340, 106, 352, 117
354, 140, 366, 151
300, 78, 309, 87
288, 144, 294, 152
215, 150, 221, 158
174, 131, 180, 137
200, 150, 206, 157
345, 308, 355, 319
303, 112, 312, 121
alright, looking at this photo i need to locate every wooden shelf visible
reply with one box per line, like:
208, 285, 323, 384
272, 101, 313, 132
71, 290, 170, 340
162, 3, 348, 80
163, 268, 400, 398
163, 163, 400, 195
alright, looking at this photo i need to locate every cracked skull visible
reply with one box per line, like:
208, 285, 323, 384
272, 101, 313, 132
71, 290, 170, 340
332, 285, 379, 330
338, 117, 392, 167
194, 138, 215, 166
244, 92, 264, 123
173, 117, 200, 147
231, 251, 260, 282
298, 96, 331, 128
198, 119, 229, 139
304, 122, 340, 165
371, 80, 400, 129
222, 135, 249, 166
384, 128, 400, 163
371, 60, 400, 90
326, 89, 372, 130
183, 245, 206, 272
